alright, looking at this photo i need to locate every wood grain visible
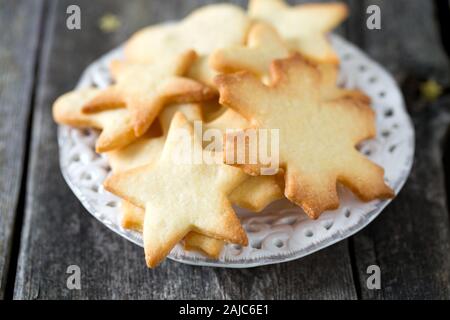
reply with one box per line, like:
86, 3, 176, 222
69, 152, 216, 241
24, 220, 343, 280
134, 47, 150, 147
0, 0, 45, 299
13, 0, 357, 299
347, 0, 450, 299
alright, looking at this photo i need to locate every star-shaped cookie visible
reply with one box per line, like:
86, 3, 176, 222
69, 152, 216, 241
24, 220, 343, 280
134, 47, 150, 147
53, 88, 137, 152
82, 50, 216, 137
211, 22, 369, 102
107, 106, 282, 257
124, 4, 250, 86
216, 55, 394, 219
104, 112, 248, 267
211, 22, 290, 80
107, 103, 225, 258
120, 200, 225, 258
248, 0, 348, 64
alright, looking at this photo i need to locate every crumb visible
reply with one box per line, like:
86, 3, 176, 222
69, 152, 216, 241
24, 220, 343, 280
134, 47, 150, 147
99, 14, 121, 33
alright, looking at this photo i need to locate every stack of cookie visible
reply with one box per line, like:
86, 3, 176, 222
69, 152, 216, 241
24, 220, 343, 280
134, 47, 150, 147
53, 0, 394, 268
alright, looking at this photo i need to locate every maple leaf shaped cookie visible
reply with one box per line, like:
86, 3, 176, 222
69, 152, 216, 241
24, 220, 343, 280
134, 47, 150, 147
104, 112, 248, 267
82, 50, 216, 137
211, 22, 369, 102
216, 55, 394, 219
53, 88, 138, 152
249, 0, 348, 64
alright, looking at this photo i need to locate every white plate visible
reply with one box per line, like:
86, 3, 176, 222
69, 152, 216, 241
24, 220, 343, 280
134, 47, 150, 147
57, 34, 414, 268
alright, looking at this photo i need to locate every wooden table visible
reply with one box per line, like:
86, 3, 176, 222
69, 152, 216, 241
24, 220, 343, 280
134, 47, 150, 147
1, 0, 449, 300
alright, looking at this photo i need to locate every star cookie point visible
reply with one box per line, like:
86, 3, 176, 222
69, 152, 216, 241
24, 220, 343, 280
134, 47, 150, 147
249, 0, 348, 64
53, 88, 137, 152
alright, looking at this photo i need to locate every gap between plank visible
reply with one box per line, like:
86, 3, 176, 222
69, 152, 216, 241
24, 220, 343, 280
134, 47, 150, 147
347, 238, 362, 299
4, 0, 50, 300
343, 0, 367, 300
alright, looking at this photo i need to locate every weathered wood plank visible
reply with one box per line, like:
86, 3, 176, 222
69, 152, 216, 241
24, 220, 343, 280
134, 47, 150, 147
13, 0, 357, 299
0, 0, 45, 299
347, 0, 450, 299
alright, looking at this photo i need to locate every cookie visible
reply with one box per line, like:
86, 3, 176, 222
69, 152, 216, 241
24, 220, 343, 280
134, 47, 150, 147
124, 23, 176, 63
201, 100, 226, 123
248, 0, 348, 64
53, 88, 137, 152
107, 103, 202, 172
121, 200, 145, 232
211, 22, 369, 102
216, 54, 394, 219
187, 56, 219, 88
183, 232, 224, 258
82, 50, 216, 136
107, 133, 164, 174
125, 4, 249, 61
317, 63, 371, 103
211, 22, 291, 81
121, 200, 224, 258
104, 112, 248, 267
108, 103, 225, 258
124, 4, 250, 86
205, 108, 284, 211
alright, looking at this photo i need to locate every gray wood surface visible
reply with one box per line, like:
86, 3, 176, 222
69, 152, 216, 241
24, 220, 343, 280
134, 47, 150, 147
0, 0, 45, 299
347, 0, 450, 299
1, 0, 449, 299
